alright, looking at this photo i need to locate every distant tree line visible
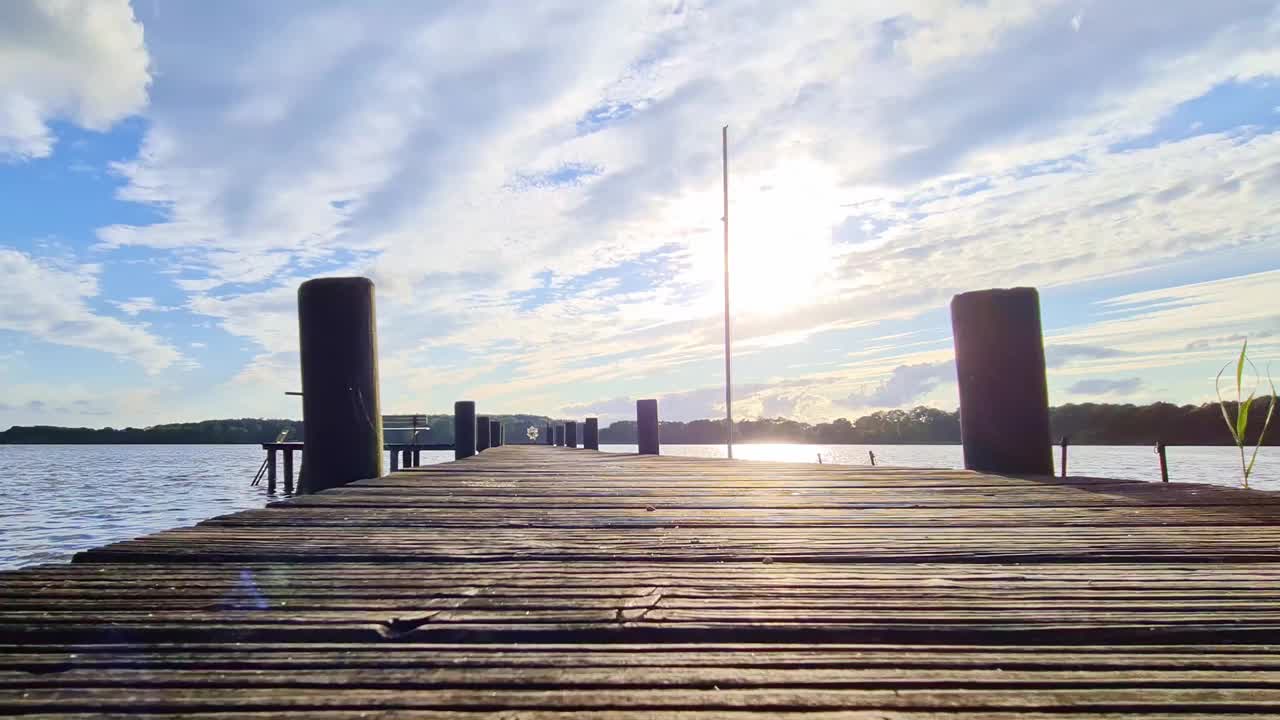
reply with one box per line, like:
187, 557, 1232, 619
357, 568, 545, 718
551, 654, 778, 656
0, 419, 307, 445
0, 414, 555, 445
599, 400, 1279, 446
2, 400, 1274, 445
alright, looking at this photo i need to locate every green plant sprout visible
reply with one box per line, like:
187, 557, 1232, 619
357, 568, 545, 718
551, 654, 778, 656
1215, 339, 1276, 489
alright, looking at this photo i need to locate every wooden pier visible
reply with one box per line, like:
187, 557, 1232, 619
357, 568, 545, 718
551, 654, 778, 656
5, 444, 1280, 716
258, 441, 455, 493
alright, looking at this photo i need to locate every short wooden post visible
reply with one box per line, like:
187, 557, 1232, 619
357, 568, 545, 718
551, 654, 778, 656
402, 448, 412, 468
1156, 441, 1169, 483
283, 449, 294, 493
298, 277, 383, 492
554, 425, 563, 446
565, 421, 578, 448
266, 448, 277, 493
585, 417, 599, 450
490, 419, 501, 448
412, 449, 420, 466
389, 448, 398, 472
868, 450, 876, 466
637, 399, 659, 455
1060, 436, 1070, 478
476, 415, 491, 452
455, 401, 476, 459
546, 423, 554, 444
951, 287, 1053, 475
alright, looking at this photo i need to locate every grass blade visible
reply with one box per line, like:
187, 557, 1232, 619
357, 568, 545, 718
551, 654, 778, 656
1245, 373, 1277, 481
1238, 393, 1254, 442
1237, 339, 1248, 398
1217, 363, 1241, 445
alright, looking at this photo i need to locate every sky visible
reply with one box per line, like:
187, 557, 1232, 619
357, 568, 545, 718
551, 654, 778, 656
2, 0, 1279, 429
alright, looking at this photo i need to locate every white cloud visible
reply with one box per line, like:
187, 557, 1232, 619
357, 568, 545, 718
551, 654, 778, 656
848, 361, 956, 407
0, 248, 181, 373
0, 0, 150, 160
1068, 377, 1144, 396
1045, 344, 1126, 368
1052, 270, 1280, 368
111, 296, 176, 316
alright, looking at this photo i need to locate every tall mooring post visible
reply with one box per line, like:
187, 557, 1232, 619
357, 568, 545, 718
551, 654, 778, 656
546, 423, 554, 445
476, 415, 491, 452
951, 287, 1052, 475
490, 419, 502, 448
584, 417, 599, 450
637, 399, 659, 455
565, 421, 578, 448
298, 277, 383, 492
455, 401, 476, 460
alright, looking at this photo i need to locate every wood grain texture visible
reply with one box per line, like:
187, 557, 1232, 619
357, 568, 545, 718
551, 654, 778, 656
3, 444, 1280, 716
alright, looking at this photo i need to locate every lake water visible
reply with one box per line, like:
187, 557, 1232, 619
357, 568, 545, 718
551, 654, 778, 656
0, 443, 1275, 571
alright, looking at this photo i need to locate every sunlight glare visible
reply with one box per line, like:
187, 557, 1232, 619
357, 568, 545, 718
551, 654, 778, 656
675, 159, 846, 320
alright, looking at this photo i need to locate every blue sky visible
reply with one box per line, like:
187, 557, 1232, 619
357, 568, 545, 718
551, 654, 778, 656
2, 0, 1279, 428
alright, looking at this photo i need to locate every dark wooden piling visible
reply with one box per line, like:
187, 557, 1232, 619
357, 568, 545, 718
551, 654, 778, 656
297, 277, 383, 492
553, 425, 563, 446
388, 448, 398, 472
401, 449, 412, 468
637, 398, 659, 455
951, 287, 1052, 475
584, 417, 599, 450
1157, 441, 1170, 482
490, 419, 501, 448
476, 415, 491, 452
283, 448, 294, 493
1060, 436, 1070, 478
266, 447, 277, 493
545, 423, 553, 445
454, 401, 476, 459
565, 421, 578, 448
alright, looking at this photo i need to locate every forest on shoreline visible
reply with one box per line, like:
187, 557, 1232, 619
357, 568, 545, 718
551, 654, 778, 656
2, 400, 1275, 446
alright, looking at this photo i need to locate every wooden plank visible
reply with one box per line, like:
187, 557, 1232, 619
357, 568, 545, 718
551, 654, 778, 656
5, 707, 1264, 712
8, 644, 1280, 672
5, 687, 1280, 712
69, 525, 1280, 564
201, 505, 1280, 527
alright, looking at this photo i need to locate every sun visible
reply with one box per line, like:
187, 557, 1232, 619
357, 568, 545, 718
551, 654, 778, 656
677, 159, 846, 319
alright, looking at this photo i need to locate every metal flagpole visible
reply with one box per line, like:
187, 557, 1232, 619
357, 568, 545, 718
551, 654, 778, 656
722, 125, 734, 460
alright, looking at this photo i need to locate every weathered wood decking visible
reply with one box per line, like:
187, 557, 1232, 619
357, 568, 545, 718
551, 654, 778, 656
5, 445, 1280, 717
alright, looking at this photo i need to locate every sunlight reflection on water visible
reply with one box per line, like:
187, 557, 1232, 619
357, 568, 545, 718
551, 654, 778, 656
0, 443, 1274, 570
